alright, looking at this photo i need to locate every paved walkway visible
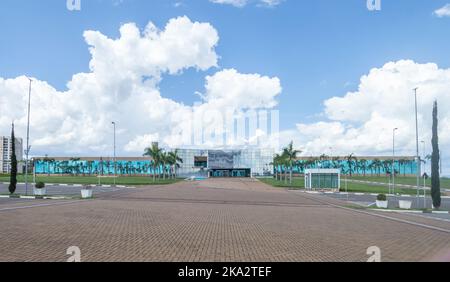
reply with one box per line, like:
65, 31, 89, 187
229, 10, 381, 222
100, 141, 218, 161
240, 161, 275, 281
0, 179, 449, 262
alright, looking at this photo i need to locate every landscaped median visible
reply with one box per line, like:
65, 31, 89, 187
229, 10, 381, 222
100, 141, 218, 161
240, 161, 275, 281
257, 177, 305, 189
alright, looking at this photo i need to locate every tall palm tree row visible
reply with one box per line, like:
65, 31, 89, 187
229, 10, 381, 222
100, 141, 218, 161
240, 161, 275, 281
143, 144, 183, 182
272, 145, 419, 180
168, 150, 183, 179
143, 143, 162, 182
272, 141, 302, 185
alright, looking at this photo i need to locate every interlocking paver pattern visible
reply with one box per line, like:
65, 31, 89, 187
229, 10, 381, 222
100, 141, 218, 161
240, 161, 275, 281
0, 178, 449, 262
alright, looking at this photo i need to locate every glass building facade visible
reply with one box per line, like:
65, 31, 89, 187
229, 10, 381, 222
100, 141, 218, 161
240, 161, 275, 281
34, 157, 156, 176
33, 153, 418, 178
33, 148, 275, 178
176, 149, 274, 177
276, 157, 418, 176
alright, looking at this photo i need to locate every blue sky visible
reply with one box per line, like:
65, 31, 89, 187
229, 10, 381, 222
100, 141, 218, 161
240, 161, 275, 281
1, 0, 449, 129
1, 0, 450, 175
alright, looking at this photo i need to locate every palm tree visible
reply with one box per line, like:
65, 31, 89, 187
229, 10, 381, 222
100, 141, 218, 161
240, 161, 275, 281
346, 154, 357, 177
283, 141, 302, 186
319, 154, 328, 168
271, 155, 277, 180
295, 160, 306, 175
359, 159, 368, 176
374, 159, 383, 176
381, 160, 391, 176
86, 161, 93, 176
272, 153, 285, 181
331, 157, 340, 169
160, 151, 170, 180
280, 153, 288, 183
43, 156, 55, 176
168, 150, 183, 179
70, 158, 81, 176
143, 143, 162, 182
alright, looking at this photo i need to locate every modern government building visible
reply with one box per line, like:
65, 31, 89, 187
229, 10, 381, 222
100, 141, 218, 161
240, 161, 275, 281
33, 148, 419, 178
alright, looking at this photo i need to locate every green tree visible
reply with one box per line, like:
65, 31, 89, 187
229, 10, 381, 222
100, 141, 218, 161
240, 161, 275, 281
159, 151, 169, 180
431, 100, 441, 208
283, 141, 302, 186
168, 150, 183, 179
70, 158, 81, 176
143, 143, 162, 182
346, 154, 357, 177
272, 153, 283, 181
373, 159, 383, 176
359, 159, 368, 176
43, 156, 55, 176
8, 123, 18, 195
319, 154, 329, 169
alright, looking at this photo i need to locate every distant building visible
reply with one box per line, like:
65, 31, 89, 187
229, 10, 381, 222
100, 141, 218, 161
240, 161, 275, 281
0, 136, 24, 174
33, 148, 275, 178
33, 151, 418, 178
176, 149, 274, 178
291, 156, 418, 176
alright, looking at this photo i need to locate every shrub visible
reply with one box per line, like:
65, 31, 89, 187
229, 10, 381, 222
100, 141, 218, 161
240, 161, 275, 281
35, 182, 46, 189
377, 194, 387, 201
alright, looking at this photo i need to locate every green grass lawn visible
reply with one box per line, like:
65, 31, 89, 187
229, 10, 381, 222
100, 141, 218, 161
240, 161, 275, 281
258, 177, 305, 189
259, 177, 429, 195
342, 182, 430, 196
350, 175, 450, 188
0, 175, 181, 186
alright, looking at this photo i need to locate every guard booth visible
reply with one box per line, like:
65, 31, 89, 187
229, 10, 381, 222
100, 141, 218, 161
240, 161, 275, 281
304, 169, 340, 192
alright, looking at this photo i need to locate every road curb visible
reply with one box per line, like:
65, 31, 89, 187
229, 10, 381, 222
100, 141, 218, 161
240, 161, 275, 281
302, 190, 396, 197
1, 182, 133, 189
372, 209, 450, 214
300, 190, 450, 199
0, 195, 75, 200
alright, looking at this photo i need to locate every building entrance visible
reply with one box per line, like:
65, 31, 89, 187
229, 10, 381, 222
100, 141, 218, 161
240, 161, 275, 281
210, 169, 251, 178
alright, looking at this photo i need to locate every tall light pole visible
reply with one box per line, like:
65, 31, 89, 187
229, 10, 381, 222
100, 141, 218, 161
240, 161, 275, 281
392, 128, 398, 195
329, 147, 333, 168
112, 122, 116, 186
25, 78, 32, 196
421, 140, 426, 174
421, 140, 426, 208
413, 88, 421, 200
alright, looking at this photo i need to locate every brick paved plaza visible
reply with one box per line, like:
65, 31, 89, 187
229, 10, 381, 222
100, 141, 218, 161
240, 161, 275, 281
1, 179, 449, 262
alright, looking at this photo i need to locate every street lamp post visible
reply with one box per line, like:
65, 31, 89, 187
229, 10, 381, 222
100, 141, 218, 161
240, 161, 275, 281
25, 78, 32, 196
392, 128, 398, 195
421, 140, 426, 208
413, 88, 421, 202
329, 147, 333, 166
112, 122, 116, 187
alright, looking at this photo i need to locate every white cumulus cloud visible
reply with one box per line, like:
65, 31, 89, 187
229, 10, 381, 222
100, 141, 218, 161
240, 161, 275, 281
0, 16, 282, 156
209, 0, 248, 7
209, 0, 283, 8
434, 4, 450, 17
292, 60, 450, 174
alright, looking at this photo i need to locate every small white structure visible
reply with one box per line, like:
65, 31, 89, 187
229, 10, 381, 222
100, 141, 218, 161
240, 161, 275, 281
304, 169, 340, 191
